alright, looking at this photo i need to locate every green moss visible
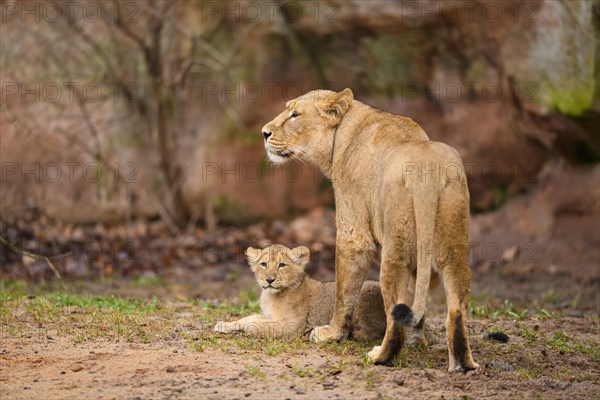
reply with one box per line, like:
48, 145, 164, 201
360, 33, 426, 97
464, 59, 489, 83
214, 194, 247, 224
361, 35, 412, 95
544, 81, 595, 116
490, 185, 510, 210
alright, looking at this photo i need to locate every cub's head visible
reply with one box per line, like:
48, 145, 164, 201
245, 244, 310, 293
261, 88, 354, 165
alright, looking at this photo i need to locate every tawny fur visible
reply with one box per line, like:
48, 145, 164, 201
214, 244, 386, 341
260, 89, 479, 372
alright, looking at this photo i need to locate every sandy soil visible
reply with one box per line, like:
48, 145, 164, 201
1, 316, 598, 400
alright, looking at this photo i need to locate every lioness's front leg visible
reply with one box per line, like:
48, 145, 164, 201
310, 237, 373, 342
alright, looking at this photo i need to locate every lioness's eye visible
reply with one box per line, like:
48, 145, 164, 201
260, 262, 267, 268
278, 263, 286, 269
290, 111, 300, 119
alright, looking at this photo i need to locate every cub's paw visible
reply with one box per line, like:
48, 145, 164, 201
309, 325, 344, 343
213, 321, 238, 334
366, 345, 382, 363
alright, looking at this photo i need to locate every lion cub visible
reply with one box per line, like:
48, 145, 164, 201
214, 244, 386, 341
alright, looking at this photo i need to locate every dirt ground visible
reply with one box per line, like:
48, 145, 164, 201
1, 316, 598, 399
0, 317, 597, 400
1, 259, 599, 400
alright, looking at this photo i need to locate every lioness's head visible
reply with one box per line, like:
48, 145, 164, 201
261, 88, 354, 165
245, 244, 310, 293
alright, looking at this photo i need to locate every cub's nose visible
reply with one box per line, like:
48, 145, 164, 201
262, 131, 272, 140
266, 278, 275, 284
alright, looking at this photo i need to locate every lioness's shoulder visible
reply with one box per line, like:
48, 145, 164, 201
343, 101, 429, 142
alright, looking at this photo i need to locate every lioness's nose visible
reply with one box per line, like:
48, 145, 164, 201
266, 277, 275, 284
262, 131, 272, 140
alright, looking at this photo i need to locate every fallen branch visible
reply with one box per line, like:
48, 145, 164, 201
0, 235, 65, 287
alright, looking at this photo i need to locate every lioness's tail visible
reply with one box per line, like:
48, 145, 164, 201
411, 185, 438, 327
373, 304, 413, 365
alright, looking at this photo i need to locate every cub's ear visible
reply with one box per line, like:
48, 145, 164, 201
245, 247, 261, 264
318, 88, 353, 125
290, 246, 310, 266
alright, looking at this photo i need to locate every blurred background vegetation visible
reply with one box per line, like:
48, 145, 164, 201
0, 1, 598, 309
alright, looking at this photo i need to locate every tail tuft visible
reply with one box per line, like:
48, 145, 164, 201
392, 304, 413, 326
485, 332, 509, 343
371, 304, 411, 366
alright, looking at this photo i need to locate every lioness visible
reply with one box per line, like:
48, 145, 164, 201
260, 88, 478, 372
213, 244, 386, 341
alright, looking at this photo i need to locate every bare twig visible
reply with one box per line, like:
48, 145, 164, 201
0, 103, 34, 136
147, 194, 180, 235
137, 1, 227, 68
57, 3, 151, 134
106, 0, 149, 51
0, 235, 65, 288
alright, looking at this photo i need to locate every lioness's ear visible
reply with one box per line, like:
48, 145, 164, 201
318, 88, 353, 124
245, 247, 261, 264
290, 246, 310, 266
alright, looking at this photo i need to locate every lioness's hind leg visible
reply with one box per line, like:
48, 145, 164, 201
441, 268, 478, 372
369, 200, 414, 365
436, 188, 478, 372
368, 236, 413, 365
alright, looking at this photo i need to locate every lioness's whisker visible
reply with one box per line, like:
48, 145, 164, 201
286, 144, 309, 167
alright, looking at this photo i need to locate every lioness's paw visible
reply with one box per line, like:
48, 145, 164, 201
309, 325, 343, 343
407, 325, 433, 346
213, 321, 237, 333
367, 345, 382, 363
448, 362, 480, 373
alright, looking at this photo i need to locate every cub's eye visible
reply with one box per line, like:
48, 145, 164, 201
290, 111, 300, 119
260, 262, 267, 268
278, 263, 286, 269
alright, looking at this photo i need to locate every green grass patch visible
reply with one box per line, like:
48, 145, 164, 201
391, 343, 446, 369
0, 283, 166, 343
517, 326, 539, 342
573, 342, 600, 360
39, 293, 159, 313
245, 365, 267, 380
291, 364, 318, 378
472, 299, 524, 320
516, 367, 543, 380
548, 330, 571, 353
0, 280, 27, 302
264, 341, 289, 356
196, 296, 260, 324
131, 275, 163, 287
471, 299, 557, 321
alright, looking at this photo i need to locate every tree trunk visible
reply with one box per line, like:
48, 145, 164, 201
147, 10, 188, 229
